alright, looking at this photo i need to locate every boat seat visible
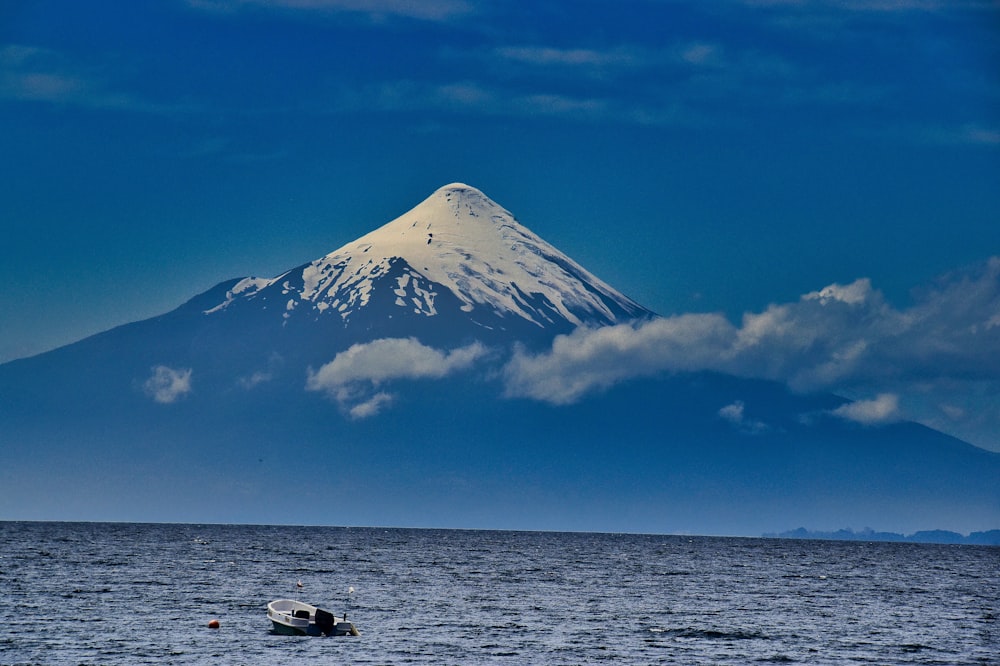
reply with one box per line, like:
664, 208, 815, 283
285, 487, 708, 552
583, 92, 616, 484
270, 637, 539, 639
294, 609, 310, 619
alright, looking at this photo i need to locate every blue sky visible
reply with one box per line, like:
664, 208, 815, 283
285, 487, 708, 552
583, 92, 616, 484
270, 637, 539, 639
2, 0, 999, 449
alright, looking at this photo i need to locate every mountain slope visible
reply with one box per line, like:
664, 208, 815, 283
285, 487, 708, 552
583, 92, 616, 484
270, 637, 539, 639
2, 367, 996, 535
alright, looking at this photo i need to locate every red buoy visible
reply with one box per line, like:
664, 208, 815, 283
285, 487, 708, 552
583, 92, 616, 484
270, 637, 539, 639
207, 619, 220, 629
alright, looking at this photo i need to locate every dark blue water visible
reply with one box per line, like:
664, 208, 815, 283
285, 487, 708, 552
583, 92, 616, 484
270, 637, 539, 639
1, 522, 996, 665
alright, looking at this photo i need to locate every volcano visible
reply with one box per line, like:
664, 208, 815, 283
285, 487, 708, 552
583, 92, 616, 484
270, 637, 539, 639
0, 184, 996, 535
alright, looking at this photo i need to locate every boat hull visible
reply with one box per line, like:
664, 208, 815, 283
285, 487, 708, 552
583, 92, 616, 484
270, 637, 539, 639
270, 619, 307, 636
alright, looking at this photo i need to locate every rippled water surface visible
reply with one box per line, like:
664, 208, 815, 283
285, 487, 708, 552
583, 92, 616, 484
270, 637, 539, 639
1, 522, 997, 664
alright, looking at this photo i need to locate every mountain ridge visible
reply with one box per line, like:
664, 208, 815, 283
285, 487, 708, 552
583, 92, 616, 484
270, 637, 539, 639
764, 527, 1000, 545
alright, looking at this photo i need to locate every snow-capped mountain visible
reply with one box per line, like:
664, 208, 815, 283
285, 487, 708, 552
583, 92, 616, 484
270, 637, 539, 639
203, 183, 654, 347
1, 183, 996, 535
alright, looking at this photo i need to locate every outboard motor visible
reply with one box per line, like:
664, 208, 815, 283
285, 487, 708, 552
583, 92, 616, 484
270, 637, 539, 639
314, 608, 336, 636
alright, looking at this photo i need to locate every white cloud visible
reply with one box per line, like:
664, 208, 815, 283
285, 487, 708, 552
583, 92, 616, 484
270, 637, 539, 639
306, 338, 487, 417
830, 393, 900, 425
308, 337, 486, 387
718, 401, 745, 423
143, 365, 193, 404
502, 314, 736, 404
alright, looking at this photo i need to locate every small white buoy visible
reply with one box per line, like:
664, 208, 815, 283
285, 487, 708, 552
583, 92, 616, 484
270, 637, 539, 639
296, 580, 303, 588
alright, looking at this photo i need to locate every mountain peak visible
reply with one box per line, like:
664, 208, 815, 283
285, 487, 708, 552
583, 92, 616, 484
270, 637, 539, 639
429, 182, 493, 205
436, 181, 476, 192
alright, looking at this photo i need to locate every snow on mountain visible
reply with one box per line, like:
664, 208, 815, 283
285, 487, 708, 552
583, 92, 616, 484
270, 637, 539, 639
206, 184, 654, 337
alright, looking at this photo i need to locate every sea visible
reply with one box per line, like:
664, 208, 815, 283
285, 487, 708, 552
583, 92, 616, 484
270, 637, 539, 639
1, 522, 996, 665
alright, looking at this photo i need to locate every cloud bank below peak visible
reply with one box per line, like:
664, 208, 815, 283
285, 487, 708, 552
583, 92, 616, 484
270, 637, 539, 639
503, 256, 1000, 447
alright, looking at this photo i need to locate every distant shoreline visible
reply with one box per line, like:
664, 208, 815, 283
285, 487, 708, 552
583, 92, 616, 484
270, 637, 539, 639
764, 527, 1000, 546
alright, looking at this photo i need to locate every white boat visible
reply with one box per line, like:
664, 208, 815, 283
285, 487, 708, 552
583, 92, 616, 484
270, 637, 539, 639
267, 598, 360, 636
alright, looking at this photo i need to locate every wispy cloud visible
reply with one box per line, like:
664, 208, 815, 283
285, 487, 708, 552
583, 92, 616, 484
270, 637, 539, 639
916, 123, 1000, 147
719, 400, 773, 433
238, 371, 271, 389
739, 0, 996, 12
493, 45, 643, 69
347, 32, 905, 131
306, 338, 487, 417
501, 257, 1000, 446
0, 44, 191, 114
346, 391, 395, 419
185, 0, 476, 22
236, 354, 284, 390
488, 40, 769, 75
334, 76, 715, 128
143, 365, 193, 404
9, 0, 984, 147
0, 45, 107, 106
